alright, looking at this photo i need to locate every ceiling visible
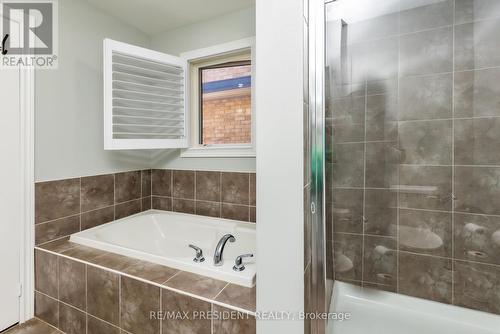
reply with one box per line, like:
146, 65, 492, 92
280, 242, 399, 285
86, 0, 255, 35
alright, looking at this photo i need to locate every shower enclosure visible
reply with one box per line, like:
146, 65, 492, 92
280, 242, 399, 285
306, 0, 500, 332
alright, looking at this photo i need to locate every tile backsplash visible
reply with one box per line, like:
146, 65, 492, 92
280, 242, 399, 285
35, 169, 256, 245
151, 170, 256, 223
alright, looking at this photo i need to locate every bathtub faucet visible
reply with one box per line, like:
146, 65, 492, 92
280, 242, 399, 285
213, 234, 235, 266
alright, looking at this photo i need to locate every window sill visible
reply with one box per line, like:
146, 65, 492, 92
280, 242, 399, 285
180, 146, 256, 158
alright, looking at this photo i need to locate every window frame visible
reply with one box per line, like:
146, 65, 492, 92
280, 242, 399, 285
179, 37, 256, 158
198, 60, 252, 146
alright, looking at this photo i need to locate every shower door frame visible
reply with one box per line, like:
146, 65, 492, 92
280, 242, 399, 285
308, 0, 327, 333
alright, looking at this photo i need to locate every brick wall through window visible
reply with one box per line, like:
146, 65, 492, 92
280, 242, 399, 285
201, 64, 252, 145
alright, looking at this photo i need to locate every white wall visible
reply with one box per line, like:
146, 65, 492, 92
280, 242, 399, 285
150, 6, 256, 172
255, 0, 304, 333
35, 3, 256, 181
150, 6, 255, 55
35, 0, 152, 181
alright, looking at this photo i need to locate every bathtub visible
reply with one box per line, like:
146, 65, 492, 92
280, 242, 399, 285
329, 281, 500, 334
70, 210, 256, 287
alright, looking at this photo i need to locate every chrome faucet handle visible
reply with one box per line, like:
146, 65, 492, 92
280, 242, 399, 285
188, 244, 205, 263
233, 254, 254, 272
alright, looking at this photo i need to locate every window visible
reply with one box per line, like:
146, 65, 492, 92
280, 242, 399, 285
199, 61, 252, 145
180, 38, 256, 158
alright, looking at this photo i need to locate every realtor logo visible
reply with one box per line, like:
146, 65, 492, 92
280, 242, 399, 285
1, 0, 58, 68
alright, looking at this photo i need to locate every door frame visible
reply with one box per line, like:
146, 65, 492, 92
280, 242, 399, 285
19, 65, 35, 323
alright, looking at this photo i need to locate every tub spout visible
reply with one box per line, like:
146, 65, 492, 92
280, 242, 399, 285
214, 234, 235, 266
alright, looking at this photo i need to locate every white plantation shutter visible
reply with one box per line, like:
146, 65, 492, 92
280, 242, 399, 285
104, 39, 188, 150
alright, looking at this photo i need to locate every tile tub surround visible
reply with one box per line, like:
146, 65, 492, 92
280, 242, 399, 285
35, 170, 152, 245
151, 170, 257, 223
326, 0, 500, 316
35, 169, 257, 246
34, 240, 256, 334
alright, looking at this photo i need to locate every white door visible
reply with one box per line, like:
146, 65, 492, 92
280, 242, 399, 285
0, 61, 22, 330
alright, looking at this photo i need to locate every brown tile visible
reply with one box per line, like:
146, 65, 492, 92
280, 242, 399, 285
398, 73, 452, 121
455, 117, 500, 165
454, 68, 500, 118
161, 289, 211, 334
400, 0, 453, 43
363, 236, 396, 287
123, 261, 178, 284
454, 213, 500, 266
35, 178, 80, 224
81, 206, 114, 231
331, 189, 364, 234
454, 260, 500, 315
455, 18, 500, 71
35, 249, 58, 298
87, 266, 120, 325
164, 272, 227, 299
399, 120, 452, 165
152, 196, 172, 211
212, 305, 256, 334
365, 93, 398, 141
249, 207, 256, 223
364, 189, 397, 237
399, 165, 452, 211
400, 26, 452, 76
454, 166, 500, 215
115, 171, 141, 203
221, 203, 249, 221
121, 276, 160, 334
152, 169, 171, 197
399, 209, 452, 257
4, 318, 61, 334
398, 252, 452, 304
215, 284, 256, 312
92, 252, 139, 271
81, 174, 114, 212
195, 201, 220, 218
142, 169, 152, 197
333, 233, 363, 281
58, 303, 86, 334
62, 245, 105, 262
142, 196, 152, 211
195, 171, 220, 202
365, 142, 398, 188
455, 0, 500, 24
87, 315, 120, 334
59, 257, 86, 310
332, 143, 364, 188
172, 198, 195, 214
35, 292, 59, 328
115, 199, 141, 219
249, 173, 256, 206
38, 238, 77, 254
172, 170, 195, 199
221, 172, 249, 205
35, 215, 80, 245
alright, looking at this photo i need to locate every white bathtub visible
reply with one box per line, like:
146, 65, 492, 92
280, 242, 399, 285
329, 282, 500, 334
70, 210, 256, 287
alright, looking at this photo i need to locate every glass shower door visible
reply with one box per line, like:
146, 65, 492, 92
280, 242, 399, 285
325, 0, 500, 326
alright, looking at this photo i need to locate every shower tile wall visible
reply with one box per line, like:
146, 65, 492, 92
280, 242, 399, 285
327, 0, 500, 315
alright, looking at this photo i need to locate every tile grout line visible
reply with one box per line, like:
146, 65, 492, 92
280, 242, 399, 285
36, 247, 257, 315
